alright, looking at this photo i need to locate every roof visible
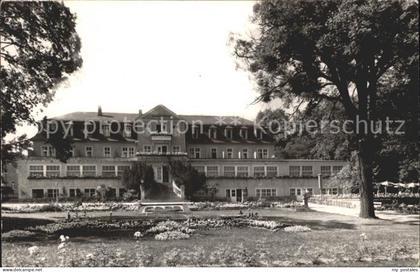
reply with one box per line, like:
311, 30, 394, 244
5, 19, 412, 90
53, 112, 138, 122
52, 105, 254, 125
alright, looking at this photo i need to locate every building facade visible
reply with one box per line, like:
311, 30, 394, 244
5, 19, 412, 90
12, 105, 347, 201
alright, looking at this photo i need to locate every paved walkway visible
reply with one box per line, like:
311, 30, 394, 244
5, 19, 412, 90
309, 203, 419, 225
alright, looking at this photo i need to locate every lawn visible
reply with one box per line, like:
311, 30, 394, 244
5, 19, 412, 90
2, 208, 419, 267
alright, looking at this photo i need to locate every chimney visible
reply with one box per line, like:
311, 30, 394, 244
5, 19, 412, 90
98, 105, 102, 116
138, 109, 142, 116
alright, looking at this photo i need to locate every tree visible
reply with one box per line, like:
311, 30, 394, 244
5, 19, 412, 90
122, 162, 155, 199
169, 161, 206, 200
0, 1, 82, 147
234, 0, 418, 217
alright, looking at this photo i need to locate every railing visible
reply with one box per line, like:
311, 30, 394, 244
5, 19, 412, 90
172, 180, 182, 198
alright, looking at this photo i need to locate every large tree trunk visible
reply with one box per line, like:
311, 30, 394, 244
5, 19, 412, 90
357, 139, 376, 218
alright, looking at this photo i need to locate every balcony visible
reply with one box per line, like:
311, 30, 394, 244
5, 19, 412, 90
150, 132, 172, 141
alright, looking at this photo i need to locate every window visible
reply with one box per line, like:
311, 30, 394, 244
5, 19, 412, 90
41, 145, 55, 157
69, 189, 77, 197
206, 166, 219, 177
240, 128, 248, 139
190, 147, 200, 159
82, 165, 96, 177
143, 145, 152, 153
84, 188, 96, 197
225, 189, 230, 198
69, 147, 75, 157
226, 148, 233, 159
209, 127, 217, 139
321, 165, 332, 177
29, 165, 44, 177
253, 166, 265, 177
257, 149, 266, 159
194, 166, 205, 174
102, 165, 116, 177
255, 129, 263, 139
123, 123, 132, 137
256, 188, 276, 198
211, 148, 217, 159
332, 166, 343, 175
241, 149, 248, 159
224, 127, 233, 139
67, 165, 81, 177
46, 165, 60, 177
331, 188, 338, 195
302, 166, 313, 177
237, 166, 249, 177
289, 188, 296, 196
122, 147, 135, 157
117, 165, 130, 177
104, 147, 111, 157
263, 149, 268, 158
85, 146, 93, 157
192, 126, 200, 139
306, 188, 313, 194
156, 145, 168, 154
289, 166, 300, 177
102, 123, 110, 137
47, 189, 59, 198
172, 146, 180, 153
296, 188, 302, 196
223, 166, 235, 177
156, 166, 162, 180
266, 166, 278, 177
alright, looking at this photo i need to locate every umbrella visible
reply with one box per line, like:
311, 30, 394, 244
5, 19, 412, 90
407, 183, 419, 188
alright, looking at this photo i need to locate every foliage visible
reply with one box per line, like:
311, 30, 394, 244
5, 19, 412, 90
0, 134, 31, 166
122, 162, 156, 198
234, 0, 419, 217
155, 231, 190, 241
1, 1, 82, 138
169, 160, 206, 200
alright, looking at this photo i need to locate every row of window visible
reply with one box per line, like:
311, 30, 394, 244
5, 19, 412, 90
29, 165, 130, 178
189, 147, 269, 159
192, 127, 264, 140
289, 165, 343, 177
193, 165, 343, 177
41, 145, 136, 158
29, 164, 344, 178
31, 188, 126, 198
290, 187, 313, 196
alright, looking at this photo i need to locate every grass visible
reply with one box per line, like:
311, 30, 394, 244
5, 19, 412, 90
2, 208, 419, 267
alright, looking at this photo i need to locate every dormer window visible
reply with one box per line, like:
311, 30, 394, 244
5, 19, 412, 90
192, 126, 200, 139
240, 128, 248, 139
254, 129, 263, 140
208, 127, 217, 139
224, 127, 233, 140
102, 123, 110, 137
123, 123, 132, 138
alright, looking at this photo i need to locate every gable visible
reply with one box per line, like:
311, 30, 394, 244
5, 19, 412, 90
142, 104, 178, 118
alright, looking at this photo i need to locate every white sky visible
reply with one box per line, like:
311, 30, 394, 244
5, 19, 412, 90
12, 1, 277, 139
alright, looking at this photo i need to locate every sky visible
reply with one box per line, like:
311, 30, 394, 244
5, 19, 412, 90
13, 1, 277, 139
